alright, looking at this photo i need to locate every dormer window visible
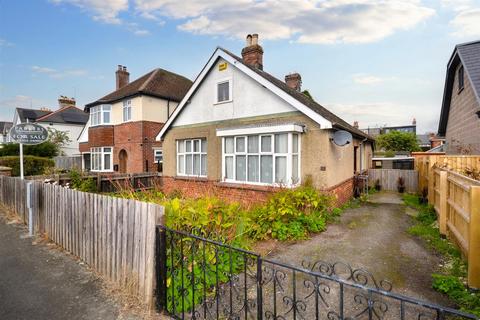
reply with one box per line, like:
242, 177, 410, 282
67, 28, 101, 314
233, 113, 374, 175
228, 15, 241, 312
458, 65, 464, 92
216, 78, 232, 103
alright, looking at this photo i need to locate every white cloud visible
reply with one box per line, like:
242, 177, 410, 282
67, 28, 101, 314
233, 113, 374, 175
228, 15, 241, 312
0, 39, 14, 47
0, 95, 42, 121
441, 0, 474, 12
50, 0, 128, 24
32, 66, 88, 78
352, 74, 385, 85
450, 8, 480, 37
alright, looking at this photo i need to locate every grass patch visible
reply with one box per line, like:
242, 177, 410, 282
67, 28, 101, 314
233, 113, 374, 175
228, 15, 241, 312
403, 194, 480, 317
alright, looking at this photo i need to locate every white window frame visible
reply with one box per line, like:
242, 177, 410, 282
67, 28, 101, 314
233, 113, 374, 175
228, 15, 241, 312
154, 149, 163, 163
123, 99, 132, 122
221, 132, 301, 187
90, 147, 113, 172
176, 138, 207, 177
90, 104, 112, 126
214, 77, 232, 104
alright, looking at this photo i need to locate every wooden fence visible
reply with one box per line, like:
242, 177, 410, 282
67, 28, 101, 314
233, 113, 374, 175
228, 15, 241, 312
368, 169, 418, 193
0, 175, 164, 307
414, 155, 480, 289
53, 156, 82, 170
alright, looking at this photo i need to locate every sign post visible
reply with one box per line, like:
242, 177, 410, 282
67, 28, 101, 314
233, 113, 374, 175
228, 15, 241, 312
9, 123, 49, 179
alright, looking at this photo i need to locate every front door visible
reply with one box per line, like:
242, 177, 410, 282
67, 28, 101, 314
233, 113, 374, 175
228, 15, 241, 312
119, 149, 128, 173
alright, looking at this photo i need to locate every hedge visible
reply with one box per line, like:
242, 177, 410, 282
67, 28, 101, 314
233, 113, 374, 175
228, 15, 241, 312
0, 156, 55, 176
0, 142, 59, 158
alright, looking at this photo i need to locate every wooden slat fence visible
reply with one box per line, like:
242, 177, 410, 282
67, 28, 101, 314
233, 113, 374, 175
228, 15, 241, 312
0, 175, 164, 307
53, 156, 82, 170
414, 155, 480, 289
368, 169, 418, 193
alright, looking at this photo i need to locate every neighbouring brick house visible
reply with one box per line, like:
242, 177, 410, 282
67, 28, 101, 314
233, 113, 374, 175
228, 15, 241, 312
78, 66, 192, 173
156, 34, 374, 205
438, 40, 480, 154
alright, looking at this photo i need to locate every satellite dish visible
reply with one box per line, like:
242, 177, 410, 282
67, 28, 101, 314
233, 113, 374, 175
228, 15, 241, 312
332, 130, 352, 147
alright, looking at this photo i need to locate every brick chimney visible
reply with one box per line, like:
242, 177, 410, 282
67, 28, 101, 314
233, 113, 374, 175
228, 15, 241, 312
241, 34, 264, 70
285, 73, 302, 92
58, 96, 76, 109
116, 65, 130, 90
353, 121, 359, 129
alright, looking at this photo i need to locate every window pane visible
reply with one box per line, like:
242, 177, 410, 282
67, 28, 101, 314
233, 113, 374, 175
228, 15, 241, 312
178, 155, 185, 174
247, 155, 259, 182
186, 140, 192, 152
103, 110, 110, 124
178, 140, 185, 153
193, 140, 200, 152
236, 155, 246, 181
193, 154, 200, 175
236, 137, 245, 153
185, 155, 192, 174
248, 136, 259, 153
104, 154, 111, 170
275, 156, 287, 184
292, 155, 299, 183
261, 135, 272, 152
260, 155, 273, 183
225, 137, 234, 153
201, 139, 207, 153
103, 147, 111, 152
275, 134, 288, 153
225, 156, 234, 179
201, 154, 207, 176
292, 134, 299, 153
217, 81, 229, 102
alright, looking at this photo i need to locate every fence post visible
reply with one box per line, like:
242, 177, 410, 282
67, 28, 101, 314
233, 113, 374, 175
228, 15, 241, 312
468, 186, 480, 289
257, 257, 263, 320
156, 227, 167, 311
439, 170, 448, 236
428, 165, 435, 205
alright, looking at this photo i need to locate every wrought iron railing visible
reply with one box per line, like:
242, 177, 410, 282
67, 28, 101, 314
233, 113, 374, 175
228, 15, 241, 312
156, 226, 478, 320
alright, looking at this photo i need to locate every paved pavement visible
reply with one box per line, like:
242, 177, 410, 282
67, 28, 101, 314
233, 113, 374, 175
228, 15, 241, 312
0, 214, 134, 320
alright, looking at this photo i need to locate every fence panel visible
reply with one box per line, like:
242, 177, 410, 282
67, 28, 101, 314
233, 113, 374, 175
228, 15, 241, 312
53, 156, 82, 170
0, 175, 164, 306
368, 169, 418, 193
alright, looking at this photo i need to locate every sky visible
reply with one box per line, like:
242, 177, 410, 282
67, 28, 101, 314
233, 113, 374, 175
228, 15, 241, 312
1, 0, 479, 134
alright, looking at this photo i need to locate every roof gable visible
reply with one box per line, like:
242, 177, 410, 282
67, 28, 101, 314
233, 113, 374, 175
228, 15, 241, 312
85, 68, 192, 109
438, 40, 480, 136
36, 106, 88, 125
16, 108, 52, 123
157, 47, 372, 141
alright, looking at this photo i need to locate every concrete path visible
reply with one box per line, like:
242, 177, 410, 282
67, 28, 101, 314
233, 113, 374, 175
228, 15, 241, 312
0, 214, 138, 320
263, 192, 452, 306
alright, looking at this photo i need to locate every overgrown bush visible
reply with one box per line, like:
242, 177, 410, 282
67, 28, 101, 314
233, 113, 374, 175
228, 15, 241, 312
0, 142, 59, 158
0, 155, 54, 176
68, 169, 98, 193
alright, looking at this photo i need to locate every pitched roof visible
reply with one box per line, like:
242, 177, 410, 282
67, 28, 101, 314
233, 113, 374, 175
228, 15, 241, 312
36, 106, 88, 125
0, 122, 12, 134
157, 47, 373, 141
85, 68, 192, 110
16, 108, 52, 123
438, 40, 480, 136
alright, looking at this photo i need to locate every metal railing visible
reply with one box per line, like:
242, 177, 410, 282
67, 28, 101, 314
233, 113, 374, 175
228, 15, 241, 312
156, 226, 478, 320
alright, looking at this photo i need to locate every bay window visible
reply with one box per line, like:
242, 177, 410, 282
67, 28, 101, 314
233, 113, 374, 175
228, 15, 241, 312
222, 133, 300, 187
177, 138, 207, 177
90, 147, 113, 172
90, 105, 111, 126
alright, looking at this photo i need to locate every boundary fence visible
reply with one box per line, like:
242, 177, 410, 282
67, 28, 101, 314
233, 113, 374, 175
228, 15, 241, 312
368, 169, 418, 193
0, 175, 164, 307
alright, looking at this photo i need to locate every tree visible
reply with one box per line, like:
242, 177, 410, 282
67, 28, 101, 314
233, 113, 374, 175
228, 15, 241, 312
47, 127, 71, 149
376, 131, 421, 152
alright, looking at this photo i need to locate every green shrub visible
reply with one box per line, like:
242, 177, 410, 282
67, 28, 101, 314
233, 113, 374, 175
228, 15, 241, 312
68, 169, 98, 193
0, 156, 54, 176
0, 142, 59, 158
432, 274, 480, 316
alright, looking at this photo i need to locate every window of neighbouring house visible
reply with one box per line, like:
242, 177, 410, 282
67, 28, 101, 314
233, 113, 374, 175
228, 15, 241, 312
90, 147, 113, 172
216, 79, 231, 103
458, 65, 464, 92
154, 149, 163, 163
177, 139, 207, 177
90, 105, 111, 126
222, 133, 300, 187
123, 99, 132, 122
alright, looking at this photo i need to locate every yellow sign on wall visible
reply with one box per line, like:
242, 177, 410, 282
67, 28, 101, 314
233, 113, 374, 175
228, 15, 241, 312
219, 62, 227, 71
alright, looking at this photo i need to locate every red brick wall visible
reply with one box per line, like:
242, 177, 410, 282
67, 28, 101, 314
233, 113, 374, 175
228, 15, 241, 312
79, 142, 89, 153
88, 126, 114, 147
323, 177, 354, 206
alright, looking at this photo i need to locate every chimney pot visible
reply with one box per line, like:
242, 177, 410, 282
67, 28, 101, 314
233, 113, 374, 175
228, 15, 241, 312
116, 65, 130, 90
412, 118, 417, 125
241, 34, 264, 70
58, 96, 76, 109
285, 73, 302, 92
353, 121, 359, 129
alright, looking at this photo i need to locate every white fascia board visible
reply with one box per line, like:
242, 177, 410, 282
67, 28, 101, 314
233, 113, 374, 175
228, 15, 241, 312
156, 48, 332, 141
217, 124, 304, 137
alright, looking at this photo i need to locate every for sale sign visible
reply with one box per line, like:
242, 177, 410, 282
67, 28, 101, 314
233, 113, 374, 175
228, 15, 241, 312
9, 123, 49, 145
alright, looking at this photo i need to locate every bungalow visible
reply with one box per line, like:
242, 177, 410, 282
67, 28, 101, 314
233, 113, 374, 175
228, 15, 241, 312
438, 40, 480, 154
156, 34, 374, 204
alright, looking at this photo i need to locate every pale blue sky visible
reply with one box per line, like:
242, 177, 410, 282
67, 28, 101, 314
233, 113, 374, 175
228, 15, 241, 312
1, 0, 479, 133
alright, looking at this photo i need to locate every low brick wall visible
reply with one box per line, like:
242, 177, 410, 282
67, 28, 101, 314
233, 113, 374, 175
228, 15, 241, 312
0, 166, 11, 177
161, 176, 355, 208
